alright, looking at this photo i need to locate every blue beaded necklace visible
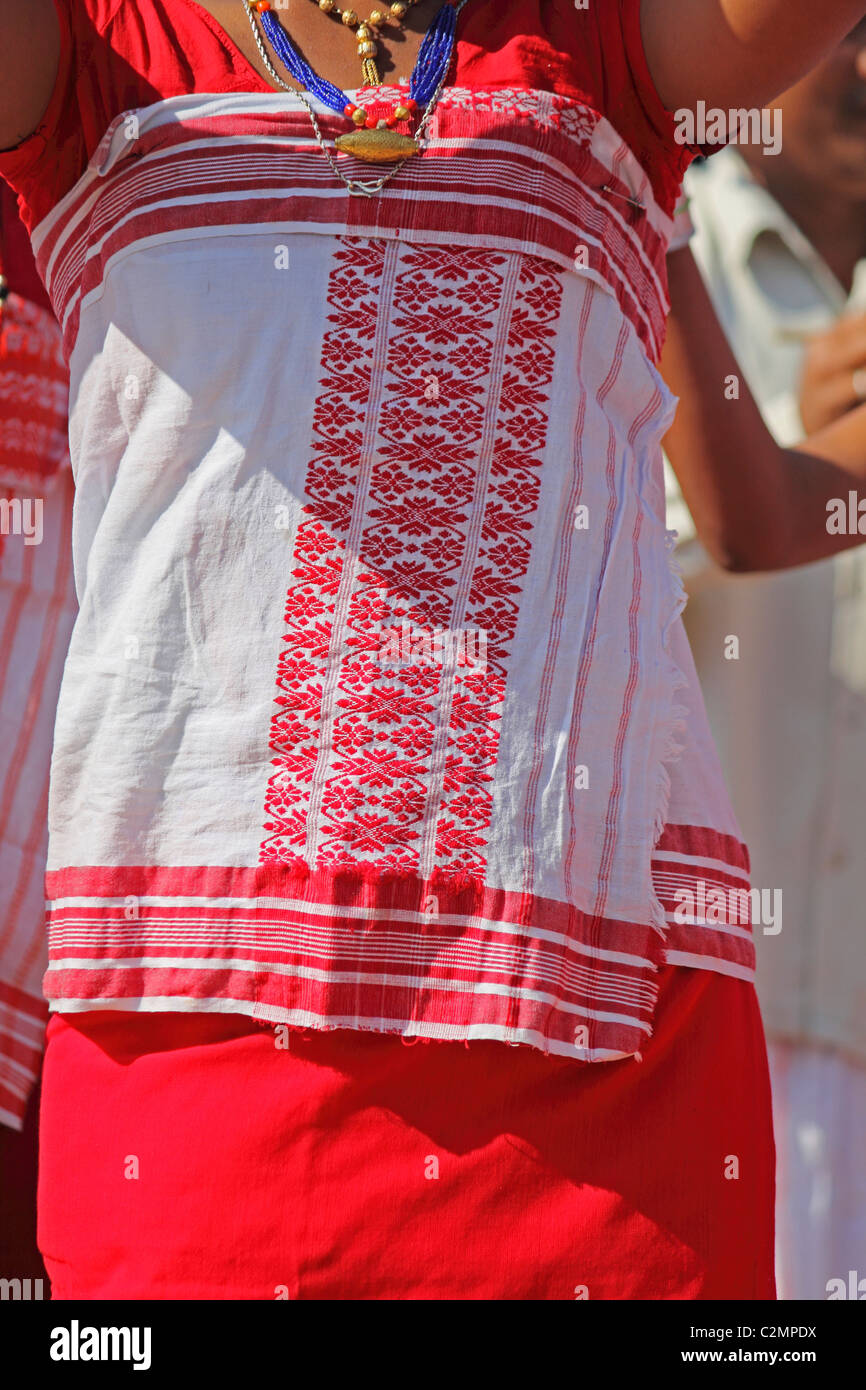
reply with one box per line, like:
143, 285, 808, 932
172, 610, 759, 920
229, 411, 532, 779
244, 0, 461, 169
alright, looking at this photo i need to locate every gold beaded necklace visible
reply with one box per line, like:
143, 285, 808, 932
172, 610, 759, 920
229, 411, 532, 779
314, 0, 421, 89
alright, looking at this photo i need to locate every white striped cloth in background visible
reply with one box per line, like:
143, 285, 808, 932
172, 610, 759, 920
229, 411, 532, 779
0, 290, 76, 1129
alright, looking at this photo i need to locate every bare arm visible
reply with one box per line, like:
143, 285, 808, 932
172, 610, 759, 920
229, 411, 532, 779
642, 0, 866, 114
0, 0, 61, 152
661, 246, 866, 573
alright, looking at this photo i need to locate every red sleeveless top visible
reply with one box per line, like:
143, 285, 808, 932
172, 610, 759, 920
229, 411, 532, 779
1, 0, 694, 232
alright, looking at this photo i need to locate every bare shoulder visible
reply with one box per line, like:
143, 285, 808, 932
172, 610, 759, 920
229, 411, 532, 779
0, 0, 61, 153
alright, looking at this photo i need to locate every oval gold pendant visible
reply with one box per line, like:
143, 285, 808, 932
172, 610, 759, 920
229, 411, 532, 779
334, 129, 420, 164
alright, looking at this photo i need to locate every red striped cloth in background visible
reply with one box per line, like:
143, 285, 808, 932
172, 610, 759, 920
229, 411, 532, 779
0, 465, 76, 1129
0, 180, 76, 1131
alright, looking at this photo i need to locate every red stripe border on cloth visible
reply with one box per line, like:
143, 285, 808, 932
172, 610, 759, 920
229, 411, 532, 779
35, 91, 671, 364
44, 824, 754, 1061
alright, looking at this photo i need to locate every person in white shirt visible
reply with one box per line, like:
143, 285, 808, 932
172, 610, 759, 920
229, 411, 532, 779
665, 20, 866, 1300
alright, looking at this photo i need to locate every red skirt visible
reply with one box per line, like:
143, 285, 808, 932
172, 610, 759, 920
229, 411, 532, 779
37, 965, 775, 1300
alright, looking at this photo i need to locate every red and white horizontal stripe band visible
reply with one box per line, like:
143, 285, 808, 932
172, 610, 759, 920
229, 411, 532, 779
44, 825, 754, 1061
33, 92, 671, 363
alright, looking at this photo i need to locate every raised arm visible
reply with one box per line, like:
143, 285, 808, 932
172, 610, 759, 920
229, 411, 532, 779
642, 0, 866, 114
0, 0, 61, 152
661, 245, 866, 573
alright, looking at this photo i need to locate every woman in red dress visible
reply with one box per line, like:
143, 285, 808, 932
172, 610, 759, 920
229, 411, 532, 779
2, 0, 866, 1299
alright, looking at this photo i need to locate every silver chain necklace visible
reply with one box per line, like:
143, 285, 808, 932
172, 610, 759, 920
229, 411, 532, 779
242, 0, 468, 197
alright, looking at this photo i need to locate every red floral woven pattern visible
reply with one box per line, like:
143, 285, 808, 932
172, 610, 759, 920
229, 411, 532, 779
260, 239, 561, 886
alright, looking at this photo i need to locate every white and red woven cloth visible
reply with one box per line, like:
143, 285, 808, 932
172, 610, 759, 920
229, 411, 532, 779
0, 2, 756, 1091
0, 281, 76, 1129
23, 87, 751, 1062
